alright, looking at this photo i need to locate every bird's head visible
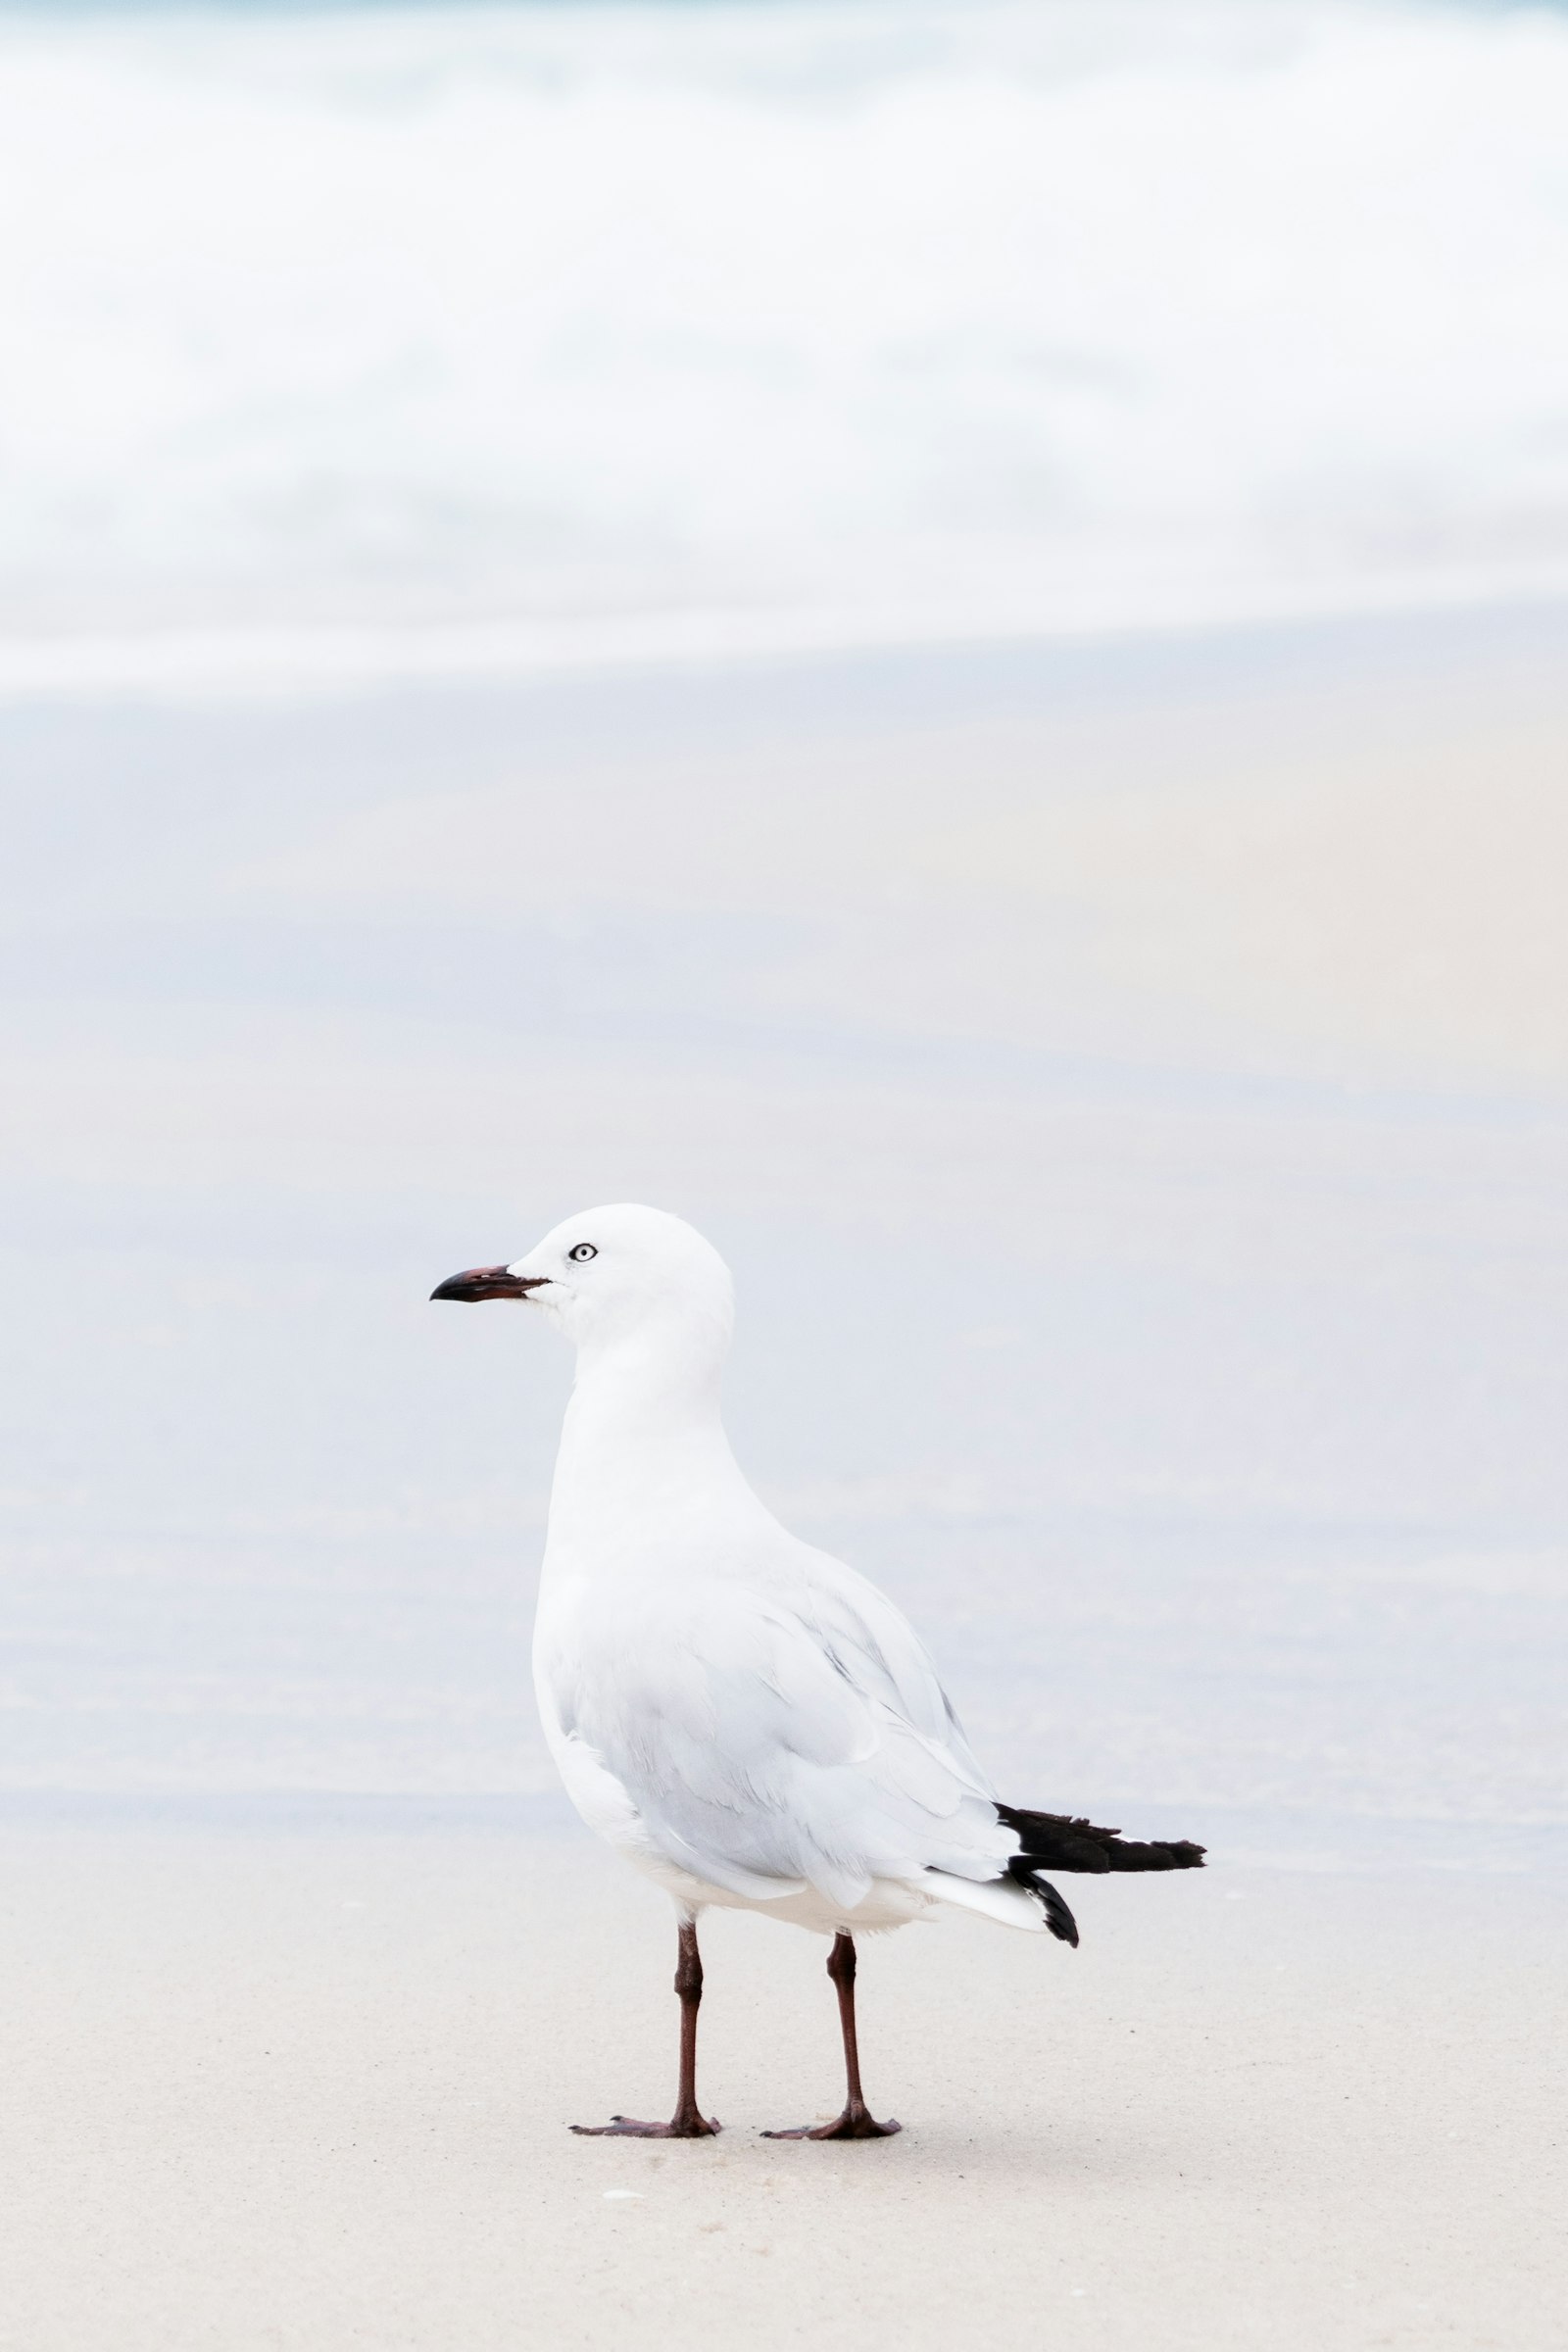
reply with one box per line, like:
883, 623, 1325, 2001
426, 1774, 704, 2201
431, 1201, 735, 1361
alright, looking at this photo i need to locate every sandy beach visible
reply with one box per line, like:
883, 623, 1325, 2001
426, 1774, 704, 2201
3, 612, 1567, 2348
3, 1800, 1561, 2351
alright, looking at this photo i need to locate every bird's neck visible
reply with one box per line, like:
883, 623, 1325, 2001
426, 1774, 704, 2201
542, 1331, 762, 1568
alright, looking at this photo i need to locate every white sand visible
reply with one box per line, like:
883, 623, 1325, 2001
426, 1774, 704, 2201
3, 1809, 1561, 2351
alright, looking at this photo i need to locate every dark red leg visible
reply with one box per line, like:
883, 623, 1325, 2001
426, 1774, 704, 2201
570, 1918, 720, 2138
762, 1933, 902, 2140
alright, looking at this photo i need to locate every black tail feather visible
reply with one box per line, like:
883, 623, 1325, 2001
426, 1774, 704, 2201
998, 1803, 1206, 1877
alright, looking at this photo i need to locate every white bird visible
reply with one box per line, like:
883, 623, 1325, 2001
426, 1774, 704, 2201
433, 1203, 1202, 2140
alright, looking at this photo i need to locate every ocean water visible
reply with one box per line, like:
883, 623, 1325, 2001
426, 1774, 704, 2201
4, 0, 1568, 687
2, 612, 1565, 1867
0, 2, 1563, 1873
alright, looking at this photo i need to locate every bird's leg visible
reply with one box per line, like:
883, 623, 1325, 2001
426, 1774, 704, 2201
570, 1917, 720, 2138
762, 1932, 902, 2140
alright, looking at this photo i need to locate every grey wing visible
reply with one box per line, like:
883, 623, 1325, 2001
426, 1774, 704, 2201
802, 1546, 999, 1797
560, 1547, 1011, 1913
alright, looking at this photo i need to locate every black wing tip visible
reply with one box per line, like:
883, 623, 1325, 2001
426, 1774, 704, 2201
1032, 1874, 1080, 1945
1161, 1839, 1207, 1871
1102, 1836, 1207, 1873
999, 1802, 1208, 1876
1004, 1858, 1079, 1943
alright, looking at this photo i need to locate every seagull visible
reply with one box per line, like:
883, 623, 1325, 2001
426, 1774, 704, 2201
433, 1203, 1203, 2140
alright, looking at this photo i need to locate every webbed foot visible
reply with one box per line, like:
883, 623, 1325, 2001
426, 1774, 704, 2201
570, 2110, 720, 2138
761, 2104, 900, 2141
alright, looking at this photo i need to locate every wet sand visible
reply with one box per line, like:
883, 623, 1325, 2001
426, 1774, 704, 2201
2, 1806, 1561, 2351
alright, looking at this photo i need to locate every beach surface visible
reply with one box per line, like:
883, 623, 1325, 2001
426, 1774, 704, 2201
3, 612, 1566, 2349
3, 1802, 1561, 2352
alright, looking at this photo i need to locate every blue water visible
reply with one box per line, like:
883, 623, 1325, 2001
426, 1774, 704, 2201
1, 617, 1563, 1861
0, 0, 1562, 1864
5, 0, 1568, 686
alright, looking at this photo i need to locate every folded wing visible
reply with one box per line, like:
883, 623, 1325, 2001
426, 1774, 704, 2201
551, 1542, 1014, 1914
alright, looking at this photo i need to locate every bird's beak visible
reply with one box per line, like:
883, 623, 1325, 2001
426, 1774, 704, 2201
429, 1264, 549, 1303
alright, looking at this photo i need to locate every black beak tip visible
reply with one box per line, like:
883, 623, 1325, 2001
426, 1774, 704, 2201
430, 1264, 542, 1303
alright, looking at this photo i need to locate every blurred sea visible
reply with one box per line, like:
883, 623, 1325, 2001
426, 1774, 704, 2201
4, 618, 1567, 1868
0, 1, 1564, 1874
5, 0, 1568, 687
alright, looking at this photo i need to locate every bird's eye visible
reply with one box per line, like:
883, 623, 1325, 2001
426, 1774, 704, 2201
567, 1243, 598, 1263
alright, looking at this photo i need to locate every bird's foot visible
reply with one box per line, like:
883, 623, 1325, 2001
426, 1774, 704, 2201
570, 2109, 720, 2138
761, 2102, 901, 2141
